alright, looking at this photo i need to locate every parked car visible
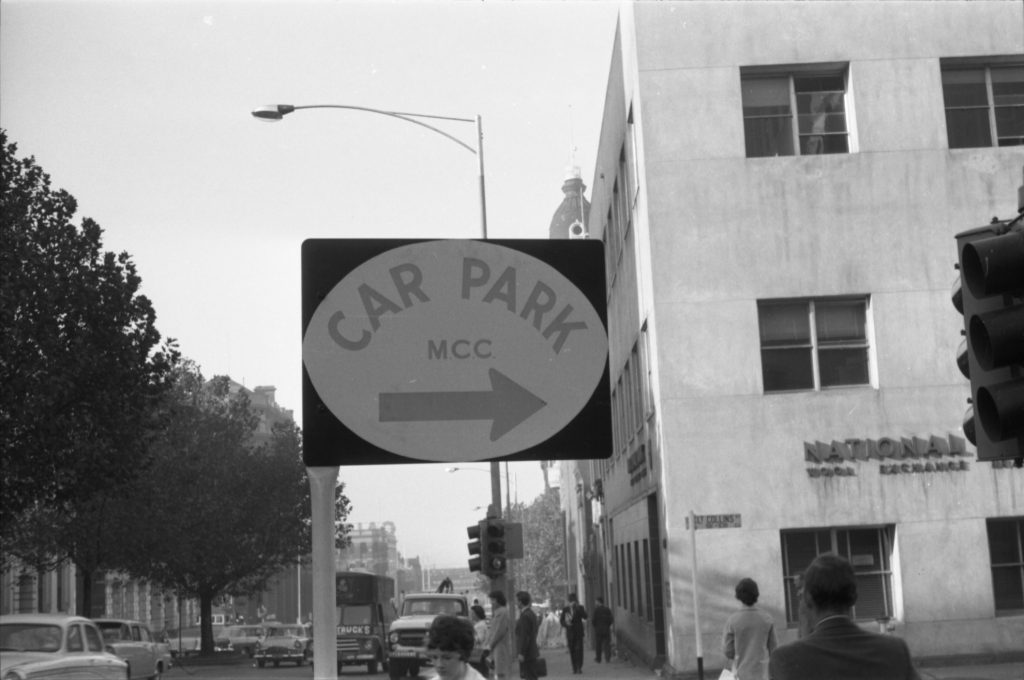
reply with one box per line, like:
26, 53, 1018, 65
150, 629, 174, 671
219, 624, 264, 657
254, 623, 312, 668
165, 626, 228, 657
94, 618, 170, 679
0, 613, 129, 680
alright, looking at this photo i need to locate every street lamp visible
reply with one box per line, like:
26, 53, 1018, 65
252, 103, 500, 679
250, 103, 488, 237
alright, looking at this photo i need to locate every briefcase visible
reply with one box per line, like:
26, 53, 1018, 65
534, 657, 547, 677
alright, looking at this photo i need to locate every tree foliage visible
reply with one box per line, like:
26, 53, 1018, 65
111, 363, 350, 652
0, 129, 178, 523
515, 487, 566, 604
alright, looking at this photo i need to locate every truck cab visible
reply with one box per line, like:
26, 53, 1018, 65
386, 593, 483, 679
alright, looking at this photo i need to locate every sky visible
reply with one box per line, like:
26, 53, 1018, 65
0, 0, 621, 567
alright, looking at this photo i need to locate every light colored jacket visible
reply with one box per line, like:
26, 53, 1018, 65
723, 605, 777, 680
484, 604, 514, 678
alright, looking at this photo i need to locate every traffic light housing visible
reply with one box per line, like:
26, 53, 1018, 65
482, 518, 507, 578
467, 521, 484, 573
954, 221, 1024, 463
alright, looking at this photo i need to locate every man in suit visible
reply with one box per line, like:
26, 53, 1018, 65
591, 596, 614, 663
769, 554, 922, 680
559, 592, 588, 674
515, 591, 541, 680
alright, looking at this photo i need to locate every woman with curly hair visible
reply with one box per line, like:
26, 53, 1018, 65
424, 614, 487, 680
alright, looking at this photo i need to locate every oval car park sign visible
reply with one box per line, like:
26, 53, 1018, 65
302, 239, 609, 465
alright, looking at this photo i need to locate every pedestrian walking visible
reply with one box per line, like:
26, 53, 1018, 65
515, 591, 541, 680
769, 554, 922, 680
722, 577, 776, 680
559, 592, 588, 674
482, 589, 514, 680
591, 596, 614, 663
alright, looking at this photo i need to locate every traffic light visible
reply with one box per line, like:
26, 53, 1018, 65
954, 221, 1024, 463
467, 521, 483, 573
482, 519, 507, 578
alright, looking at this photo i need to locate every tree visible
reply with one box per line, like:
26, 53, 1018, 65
113, 364, 350, 653
516, 487, 566, 604
0, 129, 178, 525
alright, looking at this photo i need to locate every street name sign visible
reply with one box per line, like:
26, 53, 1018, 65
302, 239, 610, 466
687, 514, 742, 530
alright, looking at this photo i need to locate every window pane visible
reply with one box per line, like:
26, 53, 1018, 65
992, 566, 1024, 611
992, 66, 1024, 106
759, 303, 810, 345
818, 347, 869, 387
745, 117, 795, 157
763, 348, 814, 391
995, 106, 1024, 145
743, 77, 794, 157
794, 74, 845, 94
848, 529, 884, 571
853, 574, 891, 619
988, 520, 1022, 564
784, 532, 822, 574
816, 300, 865, 343
947, 108, 993, 148
942, 69, 989, 107
743, 77, 790, 114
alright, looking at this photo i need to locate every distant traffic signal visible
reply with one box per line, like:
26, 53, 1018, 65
483, 519, 507, 578
467, 522, 483, 573
954, 221, 1024, 462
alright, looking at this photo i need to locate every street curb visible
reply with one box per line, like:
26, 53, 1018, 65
917, 652, 1024, 668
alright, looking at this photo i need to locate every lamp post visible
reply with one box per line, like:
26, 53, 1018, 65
252, 102, 499, 680
251, 104, 487, 236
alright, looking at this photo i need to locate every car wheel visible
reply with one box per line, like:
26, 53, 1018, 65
273, 660, 280, 668
407, 662, 419, 677
296, 656, 304, 667
257, 659, 266, 668
367, 657, 378, 674
388, 660, 405, 679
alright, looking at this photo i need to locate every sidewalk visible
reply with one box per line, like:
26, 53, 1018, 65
538, 644, 654, 680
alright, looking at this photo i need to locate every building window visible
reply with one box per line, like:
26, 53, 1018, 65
942, 62, 1024, 149
781, 526, 894, 625
758, 296, 871, 393
741, 66, 850, 157
987, 517, 1024, 614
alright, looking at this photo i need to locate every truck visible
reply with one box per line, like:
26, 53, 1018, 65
386, 592, 484, 679
335, 571, 395, 674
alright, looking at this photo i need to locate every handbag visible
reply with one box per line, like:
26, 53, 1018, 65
534, 656, 547, 677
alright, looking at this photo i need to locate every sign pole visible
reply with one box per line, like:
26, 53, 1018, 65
309, 466, 339, 680
690, 511, 704, 680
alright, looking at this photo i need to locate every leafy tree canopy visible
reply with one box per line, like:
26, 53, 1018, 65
515, 486, 566, 604
112, 363, 350, 652
0, 129, 178, 523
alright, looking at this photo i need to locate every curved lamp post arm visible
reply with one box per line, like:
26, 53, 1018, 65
252, 103, 487, 236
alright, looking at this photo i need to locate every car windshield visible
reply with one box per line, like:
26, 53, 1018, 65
95, 622, 128, 642
403, 600, 465, 616
0, 623, 64, 652
339, 605, 372, 625
266, 626, 305, 637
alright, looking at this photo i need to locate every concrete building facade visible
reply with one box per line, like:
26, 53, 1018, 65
564, 2, 1024, 674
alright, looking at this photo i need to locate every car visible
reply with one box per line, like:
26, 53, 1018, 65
165, 626, 228, 657
387, 593, 484, 679
93, 618, 170, 679
0, 613, 129, 680
219, 624, 264, 657
150, 629, 174, 671
254, 623, 312, 668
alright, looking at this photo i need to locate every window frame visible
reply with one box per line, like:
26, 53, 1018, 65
987, 516, 1024, 615
781, 526, 895, 626
741, 63, 851, 158
757, 296, 873, 394
941, 58, 1024, 149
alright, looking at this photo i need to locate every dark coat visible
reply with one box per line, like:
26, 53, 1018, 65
591, 604, 613, 633
769, 616, 921, 680
559, 602, 587, 641
516, 607, 540, 660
